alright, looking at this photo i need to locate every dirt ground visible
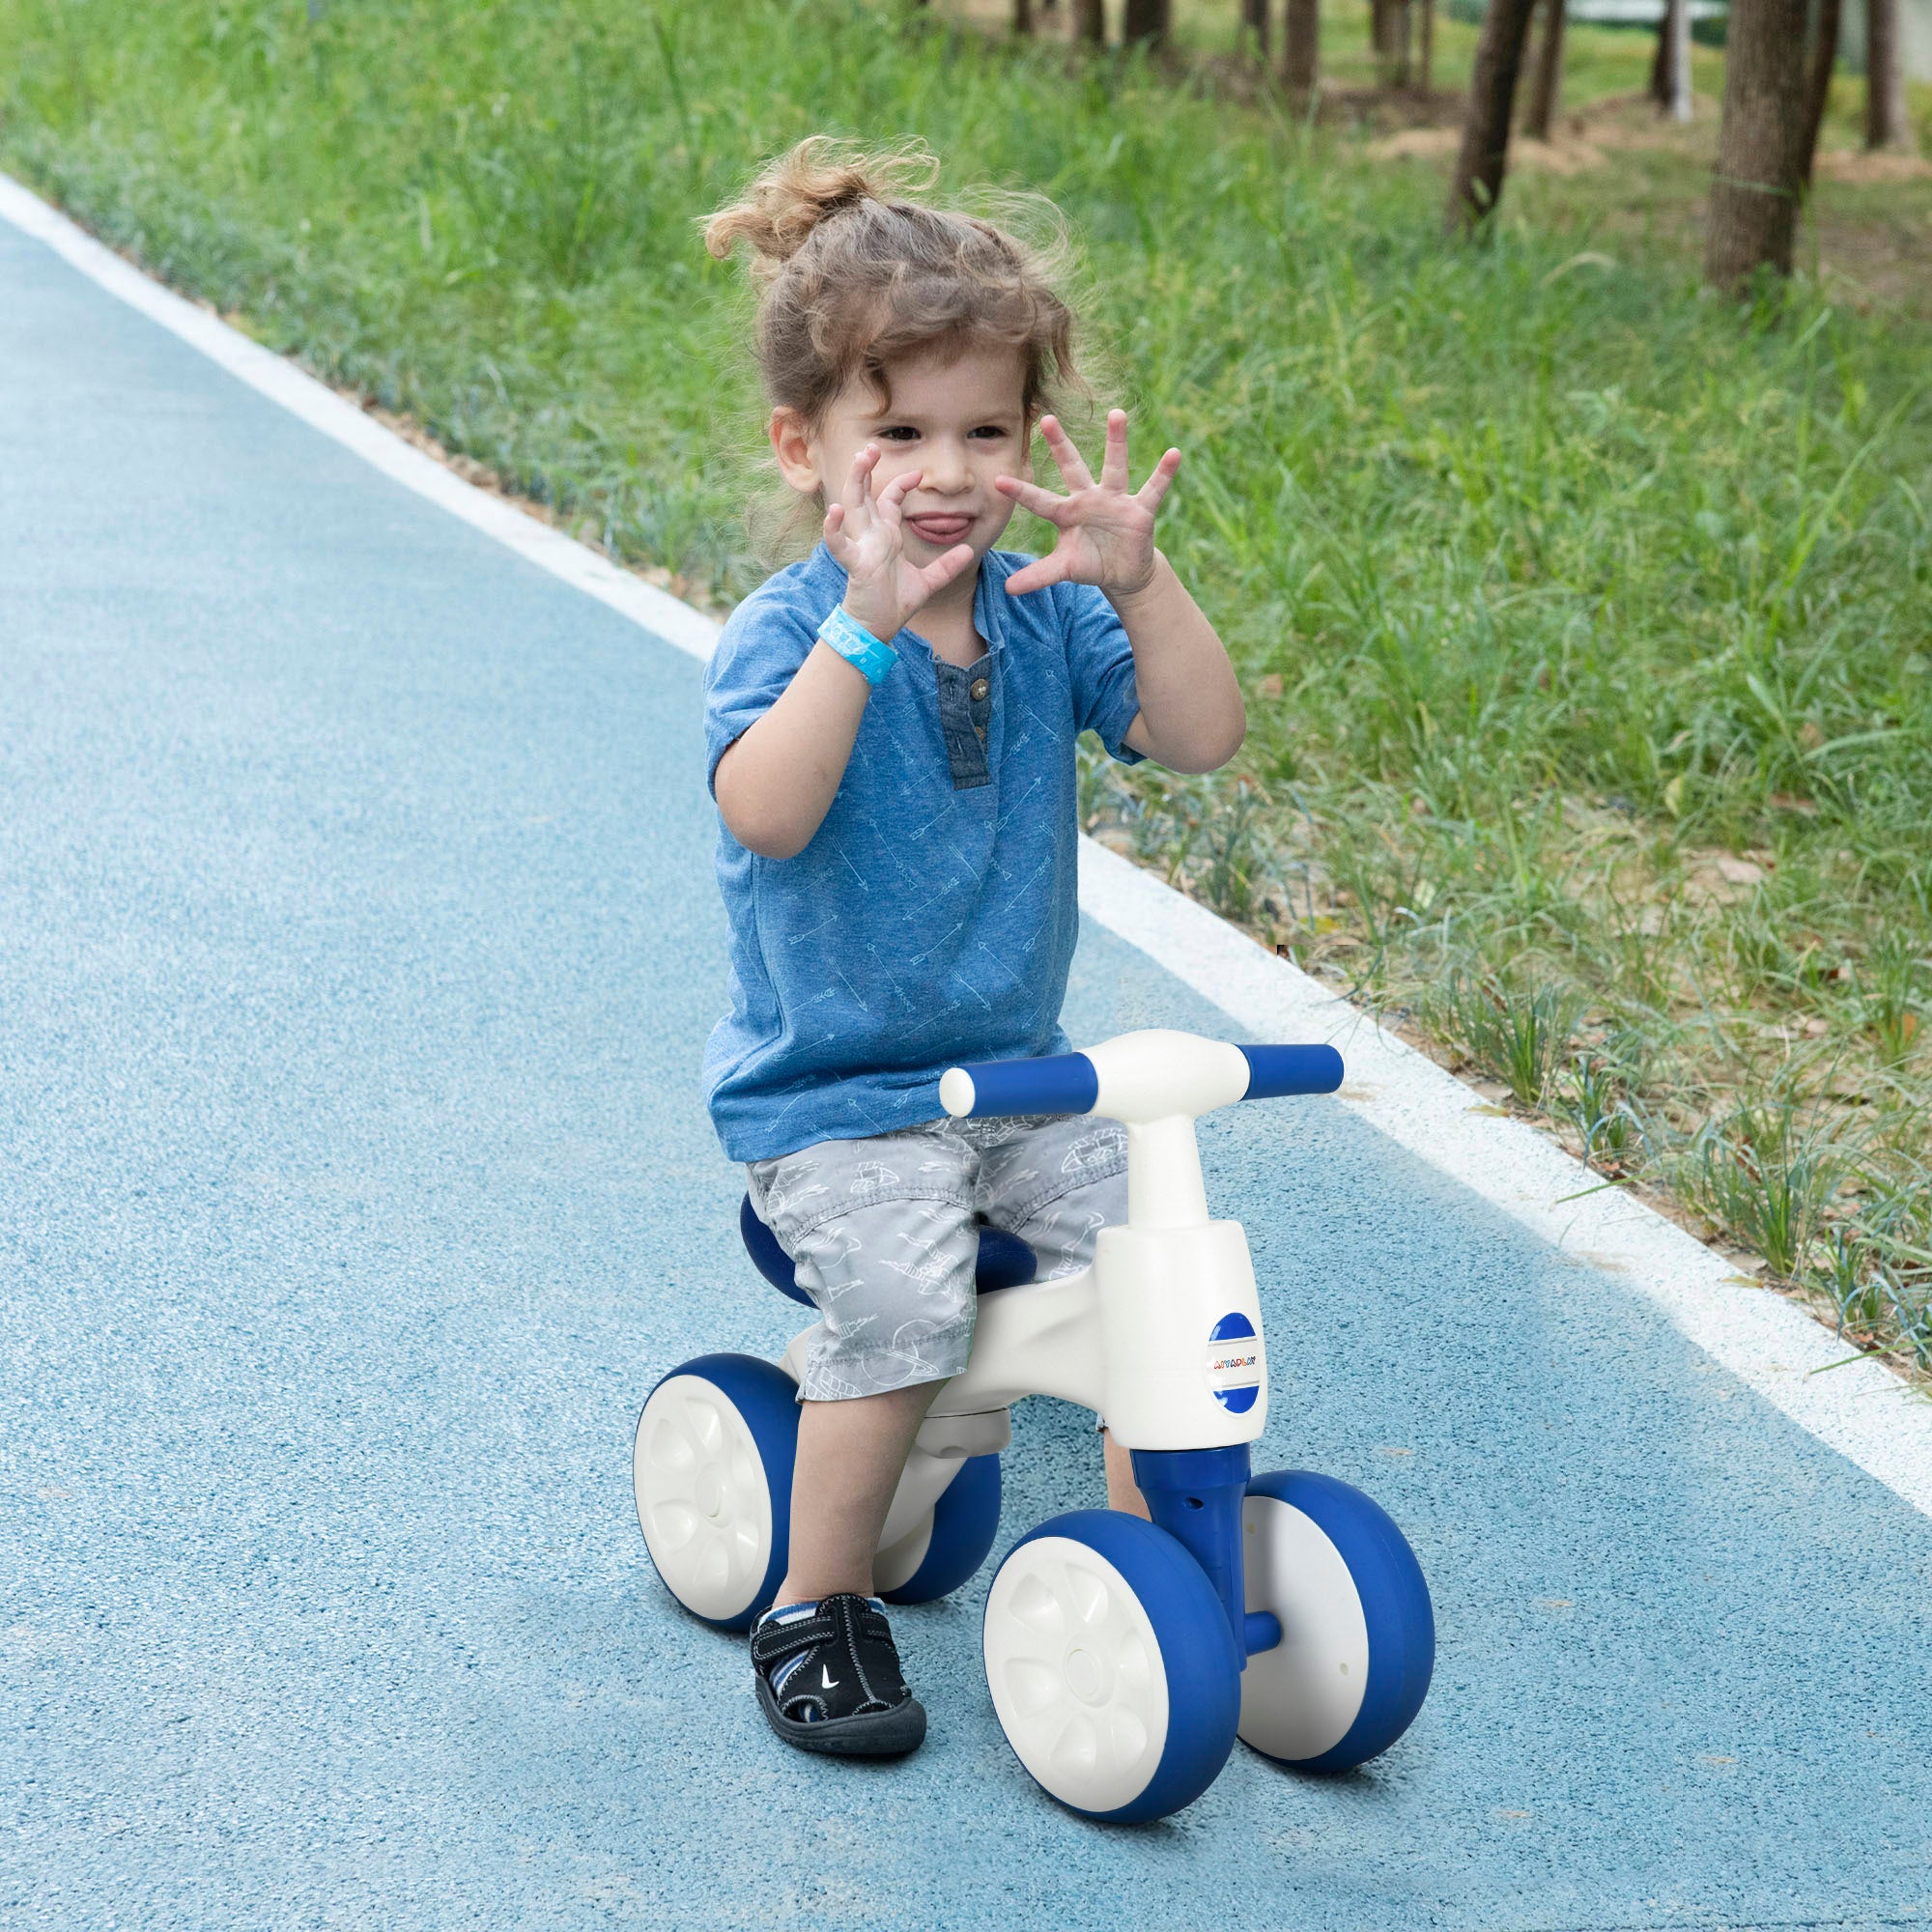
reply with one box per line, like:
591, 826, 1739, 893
1367, 90, 1932, 185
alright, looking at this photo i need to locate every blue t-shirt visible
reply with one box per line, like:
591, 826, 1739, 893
701, 543, 1143, 1162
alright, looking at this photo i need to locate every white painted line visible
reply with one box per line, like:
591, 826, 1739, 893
10, 168, 1930, 1520
0, 171, 723, 668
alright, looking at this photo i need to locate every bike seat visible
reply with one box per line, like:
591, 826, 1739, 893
738, 1193, 1037, 1308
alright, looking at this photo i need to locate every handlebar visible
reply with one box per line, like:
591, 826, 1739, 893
939, 1052, 1099, 1121
1237, 1043, 1346, 1099
939, 1035, 1343, 1122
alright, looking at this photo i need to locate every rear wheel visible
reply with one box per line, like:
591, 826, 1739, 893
633, 1354, 799, 1633
876, 1453, 1003, 1605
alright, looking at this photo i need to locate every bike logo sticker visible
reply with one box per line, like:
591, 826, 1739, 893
1206, 1312, 1262, 1413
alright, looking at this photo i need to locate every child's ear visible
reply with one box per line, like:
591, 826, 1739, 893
769, 409, 821, 495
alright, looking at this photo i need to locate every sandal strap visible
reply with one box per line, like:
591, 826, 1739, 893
750, 1613, 835, 1666
751, 1593, 908, 1721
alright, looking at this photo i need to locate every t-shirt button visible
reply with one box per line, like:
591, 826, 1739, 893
969, 677, 990, 702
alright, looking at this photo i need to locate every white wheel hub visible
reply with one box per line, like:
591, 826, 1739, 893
983, 1536, 1169, 1813
1238, 1494, 1369, 1761
634, 1375, 773, 1623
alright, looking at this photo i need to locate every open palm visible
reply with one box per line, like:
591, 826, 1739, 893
996, 412, 1181, 598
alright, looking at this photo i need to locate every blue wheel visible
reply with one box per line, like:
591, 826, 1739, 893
1238, 1469, 1434, 1772
633, 1353, 798, 1633
982, 1510, 1241, 1822
878, 1454, 1002, 1605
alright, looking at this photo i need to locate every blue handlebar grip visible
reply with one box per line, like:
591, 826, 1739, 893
1238, 1043, 1345, 1098
940, 1051, 1099, 1120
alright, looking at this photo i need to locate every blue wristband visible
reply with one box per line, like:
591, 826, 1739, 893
817, 606, 899, 687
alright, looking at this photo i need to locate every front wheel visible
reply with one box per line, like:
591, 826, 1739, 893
1238, 1469, 1434, 1772
982, 1510, 1240, 1822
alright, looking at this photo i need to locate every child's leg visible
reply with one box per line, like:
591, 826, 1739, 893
969, 1115, 1151, 1518
1101, 1426, 1152, 1520
744, 1128, 980, 1756
776, 1380, 942, 1604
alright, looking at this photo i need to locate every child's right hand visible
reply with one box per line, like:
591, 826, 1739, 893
824, 443, 976, 642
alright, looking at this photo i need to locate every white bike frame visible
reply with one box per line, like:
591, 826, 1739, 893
778, 1031, 1273, 1554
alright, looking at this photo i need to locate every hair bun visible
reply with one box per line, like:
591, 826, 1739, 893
704, 136, 940, 274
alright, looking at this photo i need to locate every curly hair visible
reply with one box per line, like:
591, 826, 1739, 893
704, 135, 1081, 428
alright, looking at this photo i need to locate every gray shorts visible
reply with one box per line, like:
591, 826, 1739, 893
747, 1114, 1127, 1402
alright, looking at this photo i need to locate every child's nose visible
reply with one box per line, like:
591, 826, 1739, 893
921, 448, 971, 493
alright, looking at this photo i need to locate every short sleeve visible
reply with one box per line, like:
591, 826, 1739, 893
1057, 582, 1144, 766
702, 588, 819, 794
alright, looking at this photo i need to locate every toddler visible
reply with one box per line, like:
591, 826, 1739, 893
700, 138, 1244, 1758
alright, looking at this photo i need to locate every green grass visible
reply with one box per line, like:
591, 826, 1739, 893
2, 0, 1927, 1370
1424, 973, 1584, 1110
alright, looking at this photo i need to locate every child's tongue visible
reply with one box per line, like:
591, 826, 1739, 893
908, 513, 973, 543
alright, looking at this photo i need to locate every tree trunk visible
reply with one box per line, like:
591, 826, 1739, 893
1651, 0, 1690, 116
1865, 0, 1910, 148
1244, 0, 1270, 53
1669, 0, 1691, 119
1284, 0, 1320, 89
1419, 0, 1435, 92
1123, 0, 1169, 46
1799, 0, 1843, 185
1370, 0, 1389, 56
1444, 0, 1543, 232
1014, 0, 1034, 30
1390, 0, 1413, 84
1073, 0, 1106, 41
1650, 1, 1672, 108
1525, 0, 1566, 138
1705, 0, 1808, 291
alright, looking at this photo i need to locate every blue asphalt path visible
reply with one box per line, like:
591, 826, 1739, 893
3, 213, 1930, 1932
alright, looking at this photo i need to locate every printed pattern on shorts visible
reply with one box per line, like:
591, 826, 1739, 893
747, 1114, 1127, 1402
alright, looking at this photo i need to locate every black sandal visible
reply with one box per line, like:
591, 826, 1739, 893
750, 1594, 927, 1757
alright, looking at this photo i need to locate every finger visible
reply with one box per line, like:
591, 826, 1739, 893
1136, 446, 1182, 516
1002, 553, 1069, 596
1037, 415, 1094, 493
843, 442, 879, 521
994, 474, 1071, 524
1099, 409, 1130, 495
823, 502, 847, 542
876, 469, 916, 525
917, 543, 977, 597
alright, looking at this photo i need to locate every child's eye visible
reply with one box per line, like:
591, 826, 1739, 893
878, 426, 920, 442
969, 426, 1010, 440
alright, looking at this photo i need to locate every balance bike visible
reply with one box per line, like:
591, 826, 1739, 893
633, 1030, 1435, 1821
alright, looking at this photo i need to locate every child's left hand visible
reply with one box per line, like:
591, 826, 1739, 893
994, 411, 1181, 600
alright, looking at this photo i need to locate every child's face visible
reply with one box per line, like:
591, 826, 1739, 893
772, 339, 1031, 577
